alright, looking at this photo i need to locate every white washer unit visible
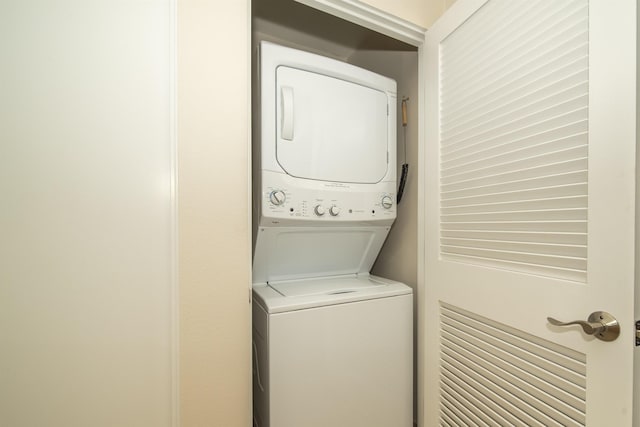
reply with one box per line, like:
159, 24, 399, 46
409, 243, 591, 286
252, 41, 413, 427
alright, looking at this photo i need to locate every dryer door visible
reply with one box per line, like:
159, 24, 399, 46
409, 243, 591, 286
276, 66, 389, 184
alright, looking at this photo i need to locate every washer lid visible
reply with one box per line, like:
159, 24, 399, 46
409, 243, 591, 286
275, 66, 389, 184
253, 274, 412, 313
270, 275, 383, 297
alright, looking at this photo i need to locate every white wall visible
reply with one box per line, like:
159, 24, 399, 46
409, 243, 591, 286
0, 1, 175, 426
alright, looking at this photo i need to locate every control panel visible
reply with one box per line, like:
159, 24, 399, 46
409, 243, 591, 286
262, 178, 396, 223
264, 188, 395, 220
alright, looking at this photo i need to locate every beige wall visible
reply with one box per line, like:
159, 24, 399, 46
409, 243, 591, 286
178, 1, 252, 426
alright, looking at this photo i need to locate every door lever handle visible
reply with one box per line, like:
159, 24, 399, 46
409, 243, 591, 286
547, 311, 620, 342
547, 318, 603, 334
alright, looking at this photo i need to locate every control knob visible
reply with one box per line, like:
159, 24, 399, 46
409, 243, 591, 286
329, 205, 341, 216
381, 195, 393, 209
269, 190, 286, 206
314, 205, 326, 216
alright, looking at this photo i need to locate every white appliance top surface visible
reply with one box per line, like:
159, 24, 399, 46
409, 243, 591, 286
253, 274, 412, 313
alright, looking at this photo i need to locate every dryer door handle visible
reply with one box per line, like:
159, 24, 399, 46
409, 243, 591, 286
281, 86, 294, 140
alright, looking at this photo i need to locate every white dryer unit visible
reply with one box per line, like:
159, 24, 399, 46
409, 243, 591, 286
253, 41, 398, 283
252, 42, 412, 427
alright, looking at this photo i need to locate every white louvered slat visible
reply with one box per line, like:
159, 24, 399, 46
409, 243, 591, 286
442, 208, 587, 223
442, 157, 587, 191
444, 131, 586, 168
443, 57, 588, 128
442, 110, 588, 159
440, 400, 471, 427
441, 372, 523, 426
441, 0, 581, 75
442, 304, 586, 365
442, 332, 585, 424
441, 359, 545, 427
441, 0, 529, 64
439, 0, 589, 282
443, 15, 588, 101
440, 183, 588, 208
442, 43, 588, 123
440, 246, 585, 270
442, 337, 584, 426
440, 238, 586, 258
440, 230, 587, 245
442, 75, 588, 141
442, 309, 586, 386
442, 84, 588, 143
443, 19, 588, 112
441, 0, 588, 112
440, 303, 586, 426
441, 380, 506, 426
441, 195, 588, 215
442, 0, 564, 81
447, 137, 584, 179
442, 385, 491, 426
442, 171, 587, 200
442, 351, 562, 426
440, 220, 587, 233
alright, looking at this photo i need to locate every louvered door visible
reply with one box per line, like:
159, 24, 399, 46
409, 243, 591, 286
423, 1, 637, 426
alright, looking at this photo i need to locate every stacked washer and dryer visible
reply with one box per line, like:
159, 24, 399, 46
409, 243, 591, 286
252, 41, 412, 427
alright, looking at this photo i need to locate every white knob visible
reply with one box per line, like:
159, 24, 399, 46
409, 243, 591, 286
381, 195, 393, 209
269, 190, 286, 206
329, 205, 340, 216
314, 205, 325, 216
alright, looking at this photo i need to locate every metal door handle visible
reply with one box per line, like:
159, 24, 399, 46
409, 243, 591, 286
547, 311, 620, 341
